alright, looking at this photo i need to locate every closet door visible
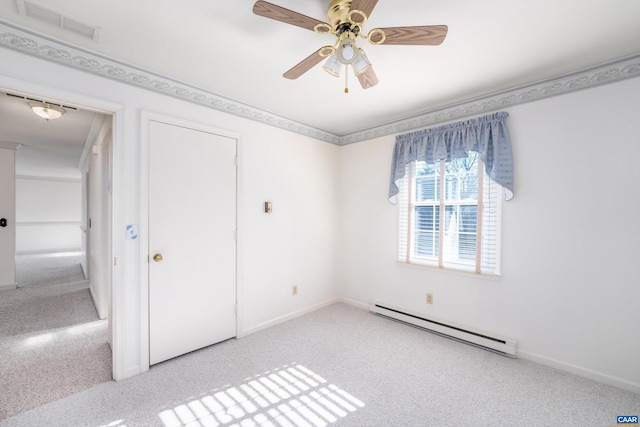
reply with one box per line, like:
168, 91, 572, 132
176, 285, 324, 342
148, 120, 236, 365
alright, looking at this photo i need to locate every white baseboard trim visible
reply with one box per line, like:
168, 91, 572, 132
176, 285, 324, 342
120, 365, 142, 382
88, 283, 107, 320
89, 284, 98, 314
518, 350, 640, 394
337, 297, 369, 311
0, 283, 17, 291
238, 298, 340, 339
16, 248, 81, 255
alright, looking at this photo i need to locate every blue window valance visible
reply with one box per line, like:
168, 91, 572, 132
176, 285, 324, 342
389, 111, 514, 202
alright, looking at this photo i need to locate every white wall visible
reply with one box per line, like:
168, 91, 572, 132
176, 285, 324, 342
240, 124, 340, 334
0, 48, 340, 380
15, 177, 81, 253
0, 147, 17, 289
84, 127, 112, 320
338, 76, 640, 393
2, 38, 638, 392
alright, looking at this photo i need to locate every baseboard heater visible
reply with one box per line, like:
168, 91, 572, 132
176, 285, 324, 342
370, 302, 517, 357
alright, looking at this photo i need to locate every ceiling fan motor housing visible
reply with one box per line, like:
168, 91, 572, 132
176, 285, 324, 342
328, 0, 353, 30
328, 0, 365, 33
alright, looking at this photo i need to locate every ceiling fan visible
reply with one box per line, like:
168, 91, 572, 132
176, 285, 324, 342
253, 0, 448, 92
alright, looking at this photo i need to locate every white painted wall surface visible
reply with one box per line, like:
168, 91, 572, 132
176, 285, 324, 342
0, 147, 17, 289
2, 42, 637, 392
15, 177, 81, 253
338, 77, 640, 393
0, 48, 340, 380
240, 124, 340, 334
86, 134, 111, 319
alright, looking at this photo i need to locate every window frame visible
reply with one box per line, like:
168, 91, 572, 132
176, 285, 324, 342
398, 153, 503, 276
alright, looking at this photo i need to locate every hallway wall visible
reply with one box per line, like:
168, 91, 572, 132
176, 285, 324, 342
15, 176, 81, 254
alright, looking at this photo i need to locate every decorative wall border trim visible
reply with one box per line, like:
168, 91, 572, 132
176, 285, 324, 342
0, 21, 340, 145
1, 20, 639, 146
342, 54, 640, 145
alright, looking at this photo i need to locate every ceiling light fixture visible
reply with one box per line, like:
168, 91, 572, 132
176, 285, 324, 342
254, 0, 449, 91
335, 36, 357, 64
322, 33, 371, 81
352, 48, 372, 76
322, 53, 342, 77
29, 101, 66, 121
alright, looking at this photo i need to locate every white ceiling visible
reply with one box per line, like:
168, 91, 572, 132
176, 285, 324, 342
1, 0, 640, 144
0, 91, 101, 177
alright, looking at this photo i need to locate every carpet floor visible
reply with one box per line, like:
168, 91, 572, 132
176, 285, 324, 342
0, 253, 112, 420
15, 252, 86, 288
0, 303, 638, 427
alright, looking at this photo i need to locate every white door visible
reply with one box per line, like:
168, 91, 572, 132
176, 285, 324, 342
149, 120, 236, 365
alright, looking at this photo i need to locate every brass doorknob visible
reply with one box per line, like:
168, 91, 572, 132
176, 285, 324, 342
153, 253, 163, 262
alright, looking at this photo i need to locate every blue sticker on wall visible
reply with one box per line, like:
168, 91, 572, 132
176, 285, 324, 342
126, 224, 138, 240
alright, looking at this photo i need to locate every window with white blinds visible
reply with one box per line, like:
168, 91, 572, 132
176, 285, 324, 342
398, 152, 502, 275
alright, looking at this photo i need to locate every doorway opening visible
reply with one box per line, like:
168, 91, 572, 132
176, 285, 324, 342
0, 89, 114, 419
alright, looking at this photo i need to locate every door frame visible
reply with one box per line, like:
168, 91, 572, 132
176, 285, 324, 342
139, 111, 243, 372
0, 75, 122, 378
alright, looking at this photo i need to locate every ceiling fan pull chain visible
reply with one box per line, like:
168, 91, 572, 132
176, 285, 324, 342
344, 64, 349, 93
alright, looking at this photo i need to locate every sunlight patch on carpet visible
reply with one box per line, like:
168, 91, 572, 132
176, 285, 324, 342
158, 364, 365, 427
18, 320, 106, 350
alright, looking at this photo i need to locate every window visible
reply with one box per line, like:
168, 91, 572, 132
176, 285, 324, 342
398, 151, 502, 275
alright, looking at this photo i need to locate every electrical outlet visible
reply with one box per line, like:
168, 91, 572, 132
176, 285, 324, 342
292, 285, 298, 296
426, 293, 434, 305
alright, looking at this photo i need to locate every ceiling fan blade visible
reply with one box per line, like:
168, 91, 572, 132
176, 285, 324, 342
283, 48, 328, 80
350, 0, 379, 20
370, 25, 448, 45
357, 66, 379, 89
253, 1, 327, 32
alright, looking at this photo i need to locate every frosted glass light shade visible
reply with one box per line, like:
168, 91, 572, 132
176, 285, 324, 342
336, 38, 357, 64
322, 54, 341, 77
352, 49, 372, 75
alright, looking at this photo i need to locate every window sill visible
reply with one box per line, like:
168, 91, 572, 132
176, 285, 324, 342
395, 260, 503, 281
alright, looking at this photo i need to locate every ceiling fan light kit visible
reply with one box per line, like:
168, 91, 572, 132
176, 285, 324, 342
352, 49, 372, 76
322, 53, 342, 77
336, 35, 357, 64
253, 0, 448, 91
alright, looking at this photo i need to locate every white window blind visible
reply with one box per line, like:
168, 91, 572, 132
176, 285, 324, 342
398, 152, 502, 275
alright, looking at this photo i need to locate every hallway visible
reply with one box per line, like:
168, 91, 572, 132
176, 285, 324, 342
0, 253, 111, 419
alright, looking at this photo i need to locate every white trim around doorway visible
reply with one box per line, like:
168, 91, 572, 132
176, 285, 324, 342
139, 110, 243, 374
0, 74, 125, 379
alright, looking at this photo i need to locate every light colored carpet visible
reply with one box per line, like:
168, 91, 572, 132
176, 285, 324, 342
0, 320, 111, 420
0, 255, 112, 420
0, 281, 99, 337
15, 252, 86, 287
1, 303, 638, 427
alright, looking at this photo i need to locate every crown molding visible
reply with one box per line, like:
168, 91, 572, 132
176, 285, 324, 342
0, 20, 340, 145
341, 54, 640, 145
1, 20, 639, 147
